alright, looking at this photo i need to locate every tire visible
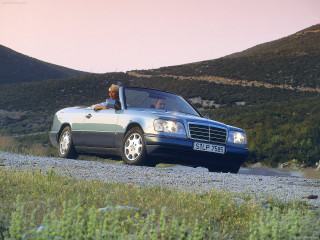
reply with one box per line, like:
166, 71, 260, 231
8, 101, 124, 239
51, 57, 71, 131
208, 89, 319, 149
121, 127, 148, 166
58, 126, 77, 159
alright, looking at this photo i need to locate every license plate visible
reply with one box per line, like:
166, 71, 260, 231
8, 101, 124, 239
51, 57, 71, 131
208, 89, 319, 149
193, 142, 225, 154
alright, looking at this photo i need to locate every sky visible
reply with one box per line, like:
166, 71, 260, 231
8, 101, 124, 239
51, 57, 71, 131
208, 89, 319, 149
1, 0, 319, 73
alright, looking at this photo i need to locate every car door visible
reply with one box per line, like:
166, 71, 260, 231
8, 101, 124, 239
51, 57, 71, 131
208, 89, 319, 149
80, 109, 120, 148
69, 108, 88, 146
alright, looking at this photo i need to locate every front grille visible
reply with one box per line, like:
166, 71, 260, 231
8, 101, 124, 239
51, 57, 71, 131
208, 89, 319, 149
189, 123, 227, 144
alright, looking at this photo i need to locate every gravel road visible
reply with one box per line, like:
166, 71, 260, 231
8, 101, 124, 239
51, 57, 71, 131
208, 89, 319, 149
1, 151, 319, 207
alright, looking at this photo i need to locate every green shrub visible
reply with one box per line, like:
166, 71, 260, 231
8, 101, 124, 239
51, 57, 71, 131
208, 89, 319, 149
249, 206, 320, 239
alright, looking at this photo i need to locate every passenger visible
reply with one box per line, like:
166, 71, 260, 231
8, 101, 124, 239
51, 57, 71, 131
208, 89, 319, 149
93, 84, 120, 110
154, 98, 166, 110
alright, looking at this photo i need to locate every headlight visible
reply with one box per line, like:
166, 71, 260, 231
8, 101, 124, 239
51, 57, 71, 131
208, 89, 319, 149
154, 119, 186, 137
228, 131, 246, 145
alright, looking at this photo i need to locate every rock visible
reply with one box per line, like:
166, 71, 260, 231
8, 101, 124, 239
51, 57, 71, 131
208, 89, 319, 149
307, 195, 318, 199
251, 162, 262, 168
279, 163, 288, 169
278, 159, 302, 170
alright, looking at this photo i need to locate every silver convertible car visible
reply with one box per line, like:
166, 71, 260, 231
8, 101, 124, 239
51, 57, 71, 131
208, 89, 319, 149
49, 87, 249, 173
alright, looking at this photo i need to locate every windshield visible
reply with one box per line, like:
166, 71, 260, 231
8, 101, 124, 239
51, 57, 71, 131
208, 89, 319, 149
124, 88, 200, 116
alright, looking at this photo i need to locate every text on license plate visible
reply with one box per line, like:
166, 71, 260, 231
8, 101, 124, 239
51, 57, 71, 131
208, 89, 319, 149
193, 142, 225, 154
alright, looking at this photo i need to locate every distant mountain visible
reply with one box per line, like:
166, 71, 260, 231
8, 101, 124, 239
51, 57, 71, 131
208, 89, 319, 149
133, 24, 320, 90
0, 45, 89, 84
225, 25, 320, 58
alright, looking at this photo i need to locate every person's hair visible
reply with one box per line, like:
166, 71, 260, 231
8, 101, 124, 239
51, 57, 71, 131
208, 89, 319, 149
109, 84, 120, 92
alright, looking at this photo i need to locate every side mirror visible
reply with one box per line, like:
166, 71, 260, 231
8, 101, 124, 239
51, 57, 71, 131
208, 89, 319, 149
204, 115, 211, 120
106, 99, 121, 110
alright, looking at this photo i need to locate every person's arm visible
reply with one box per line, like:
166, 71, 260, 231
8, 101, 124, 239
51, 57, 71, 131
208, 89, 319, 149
94, 105, 107, 110
93, 102, 108, 110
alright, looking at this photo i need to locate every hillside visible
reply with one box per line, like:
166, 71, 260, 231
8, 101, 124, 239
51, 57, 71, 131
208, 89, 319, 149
134, 24, 320, 90
0, 72, 319, 167
0, 45, 89, 84
0, 25, 319, 167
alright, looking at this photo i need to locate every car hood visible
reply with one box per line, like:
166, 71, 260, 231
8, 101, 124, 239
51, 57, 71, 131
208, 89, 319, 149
148, 110, 242, 131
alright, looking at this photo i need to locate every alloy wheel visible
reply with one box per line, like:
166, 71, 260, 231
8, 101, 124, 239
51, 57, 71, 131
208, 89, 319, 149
124, 133, 143, 161
59, 131, 70, 155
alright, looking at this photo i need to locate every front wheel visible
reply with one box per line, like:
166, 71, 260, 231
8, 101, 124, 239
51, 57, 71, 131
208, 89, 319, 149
121, 127, 148, 166
58, 126, 77, 159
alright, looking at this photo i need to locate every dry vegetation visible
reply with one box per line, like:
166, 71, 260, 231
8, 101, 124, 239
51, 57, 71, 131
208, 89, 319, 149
303, 168, 320, 179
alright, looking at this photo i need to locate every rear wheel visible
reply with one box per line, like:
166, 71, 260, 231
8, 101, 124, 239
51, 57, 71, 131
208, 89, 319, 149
58, 126, 77, 159
121, 127, 148, 166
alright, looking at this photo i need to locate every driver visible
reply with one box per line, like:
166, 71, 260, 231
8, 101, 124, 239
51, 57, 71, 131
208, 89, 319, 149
93, 84, 120, 110
154, 98, 166, 109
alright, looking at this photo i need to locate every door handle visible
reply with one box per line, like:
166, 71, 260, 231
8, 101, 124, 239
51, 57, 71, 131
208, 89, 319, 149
85, 114, 92, 119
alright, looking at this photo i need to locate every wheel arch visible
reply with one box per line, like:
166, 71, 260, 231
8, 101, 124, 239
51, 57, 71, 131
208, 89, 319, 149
124, 122, 144, 136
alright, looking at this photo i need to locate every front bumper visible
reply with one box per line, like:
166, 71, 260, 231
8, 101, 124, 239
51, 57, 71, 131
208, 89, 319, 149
145, 135, 249, 168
